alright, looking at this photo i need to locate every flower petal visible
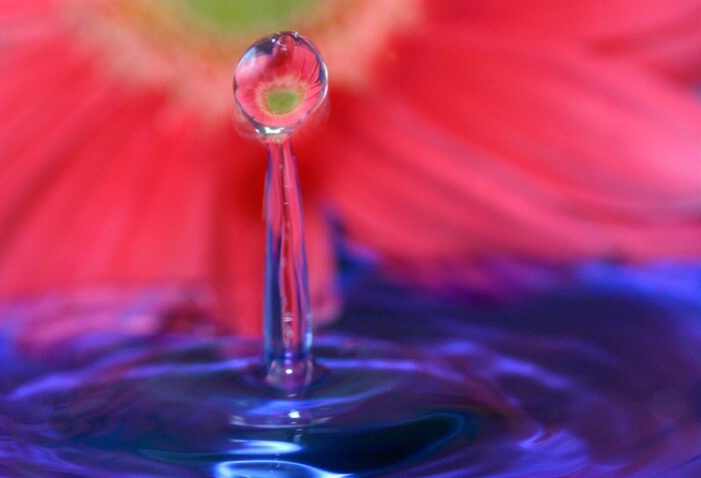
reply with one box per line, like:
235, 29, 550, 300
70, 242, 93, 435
426, 0, 701, 82
319, 21, 701, 272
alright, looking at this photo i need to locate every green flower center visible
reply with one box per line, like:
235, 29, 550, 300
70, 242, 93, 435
175, 0, 320, 33
263, 87, 304, 116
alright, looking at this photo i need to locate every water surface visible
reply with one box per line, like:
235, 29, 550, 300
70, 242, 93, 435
1, 263, 700, 477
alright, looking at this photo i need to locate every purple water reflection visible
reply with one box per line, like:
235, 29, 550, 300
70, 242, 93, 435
0, 262, 700, 477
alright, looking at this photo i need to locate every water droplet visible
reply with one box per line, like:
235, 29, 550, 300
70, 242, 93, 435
233, 32, 326, 393
234, 32, 328, 138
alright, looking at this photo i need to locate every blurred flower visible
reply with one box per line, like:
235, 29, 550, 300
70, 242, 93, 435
1, 0, 700, 337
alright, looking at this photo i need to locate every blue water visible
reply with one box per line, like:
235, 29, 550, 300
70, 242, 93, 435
1, 263, 701, 477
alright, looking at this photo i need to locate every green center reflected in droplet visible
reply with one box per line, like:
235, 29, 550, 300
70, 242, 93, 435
176, 0, 321, 32
264, 88, 304, 116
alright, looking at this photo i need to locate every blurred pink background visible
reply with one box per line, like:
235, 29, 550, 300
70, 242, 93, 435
1, 0, 700, 337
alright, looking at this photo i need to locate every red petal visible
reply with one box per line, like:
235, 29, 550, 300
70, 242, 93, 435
426, 0, 701, 82
319, 22, 701, 268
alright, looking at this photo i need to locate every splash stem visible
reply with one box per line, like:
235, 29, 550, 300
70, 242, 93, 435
263, 138, 314, 392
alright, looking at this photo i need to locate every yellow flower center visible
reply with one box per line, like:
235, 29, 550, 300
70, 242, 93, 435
64, 0, 423, 119
174, 0, 320, 34
264, 88, 304, 116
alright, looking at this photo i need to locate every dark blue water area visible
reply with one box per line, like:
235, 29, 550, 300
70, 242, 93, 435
1, 261, 700, 477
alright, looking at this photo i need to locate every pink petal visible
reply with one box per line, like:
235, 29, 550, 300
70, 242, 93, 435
0, 12, 318, 336
318, 21, 701, 271
427, 0, 701, 82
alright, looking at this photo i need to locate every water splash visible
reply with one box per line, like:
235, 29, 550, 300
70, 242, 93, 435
234, 32, 328, 392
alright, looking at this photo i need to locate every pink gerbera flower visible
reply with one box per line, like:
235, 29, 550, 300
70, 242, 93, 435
1, 0, 700, 340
